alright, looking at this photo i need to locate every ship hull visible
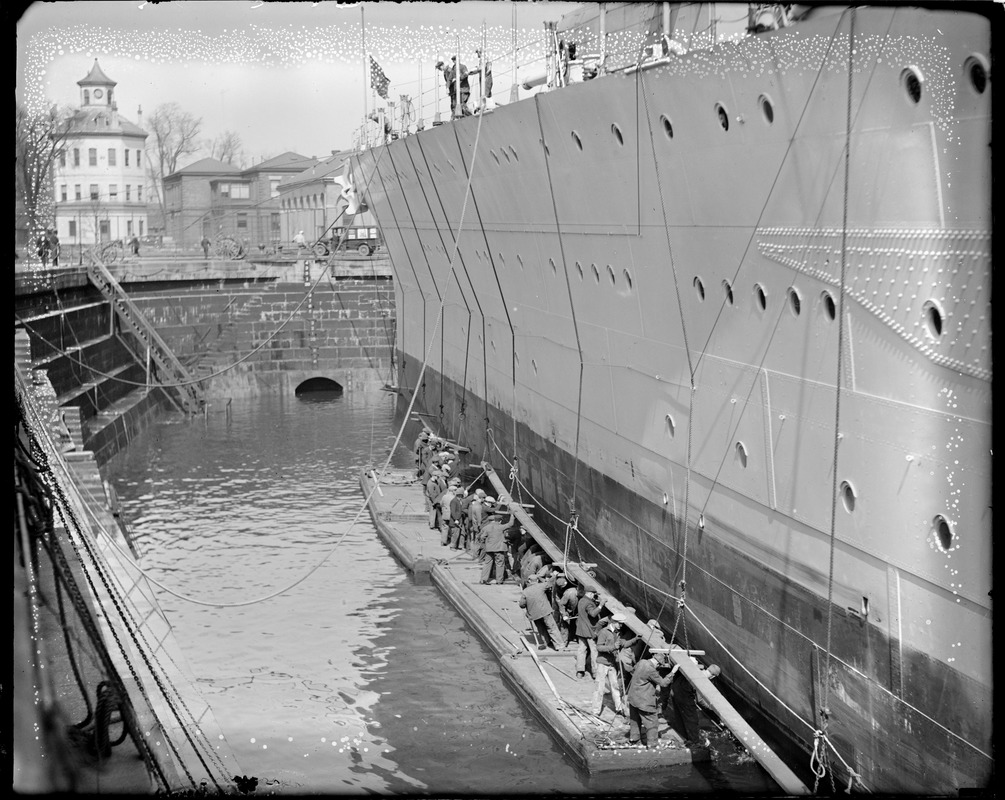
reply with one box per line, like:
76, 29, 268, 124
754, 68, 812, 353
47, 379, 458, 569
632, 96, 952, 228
401, 361, 990, 793
358, 4, 992, 792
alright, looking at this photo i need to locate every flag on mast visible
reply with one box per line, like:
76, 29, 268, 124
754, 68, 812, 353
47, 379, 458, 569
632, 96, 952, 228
369, 56, 390, 99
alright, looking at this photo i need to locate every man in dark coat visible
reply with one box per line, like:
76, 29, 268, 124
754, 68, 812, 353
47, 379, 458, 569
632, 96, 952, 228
626, 653, 675, 747
519, 573, 563, 650
574, 587, 604, 678
478, 504, 511, 584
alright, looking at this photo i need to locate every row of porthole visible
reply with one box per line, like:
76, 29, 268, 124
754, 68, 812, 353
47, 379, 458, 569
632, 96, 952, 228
564, 55, 990, 151
696, 277, 837, 321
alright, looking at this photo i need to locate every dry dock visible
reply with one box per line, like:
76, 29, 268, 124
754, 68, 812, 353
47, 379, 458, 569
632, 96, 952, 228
360, 466, 708, 774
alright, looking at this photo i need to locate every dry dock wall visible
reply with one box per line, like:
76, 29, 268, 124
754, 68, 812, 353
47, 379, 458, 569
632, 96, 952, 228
14, 260, 395, 464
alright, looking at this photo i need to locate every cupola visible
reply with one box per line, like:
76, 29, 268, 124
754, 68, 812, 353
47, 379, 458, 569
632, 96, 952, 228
78, 59, 117, 109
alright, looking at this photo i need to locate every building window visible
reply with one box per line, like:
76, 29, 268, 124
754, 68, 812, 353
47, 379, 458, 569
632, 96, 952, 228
136, 150, 142, 167
127, 221, 133, 235
83, 90, 89, 105
139, 221, 144, 235
125, 185, 131, 201
75, 185, 81, 200
124, 149, 130, 167
89, 148, 97, 166
271, 213, 280, 234
108, 148, 116, 166
236, 213, 248, 230
219, 183, 230, 197
60, 185, 67, 202
270, 176, 281, 197
232, 183, 249, 199
109, 184, 118, 200
58, 150, 66, 168
137, 185, 143, 202
73, 148, 80, 167
69, 220, 76, 238
89, 184, 99, 200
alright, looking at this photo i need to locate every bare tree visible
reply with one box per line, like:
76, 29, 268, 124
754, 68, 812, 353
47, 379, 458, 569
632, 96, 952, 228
144, 102, 202, 234
16, 102, 72, 252
208, 130, 243, 164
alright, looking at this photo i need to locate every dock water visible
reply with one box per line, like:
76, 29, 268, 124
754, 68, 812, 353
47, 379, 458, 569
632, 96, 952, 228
360, 466, 707, 774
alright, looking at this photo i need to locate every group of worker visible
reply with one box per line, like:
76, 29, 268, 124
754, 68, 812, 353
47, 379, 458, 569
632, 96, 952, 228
412, 427, 720, 750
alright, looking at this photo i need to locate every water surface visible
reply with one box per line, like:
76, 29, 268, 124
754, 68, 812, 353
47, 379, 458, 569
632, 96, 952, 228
105, 389, 774, 794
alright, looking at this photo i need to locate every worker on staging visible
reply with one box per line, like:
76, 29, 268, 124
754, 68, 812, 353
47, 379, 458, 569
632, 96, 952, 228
519, 572, 564, 651
574, 587, 604, 679
553, 573, 579, 648
663, 658, 715, 749
478, 501, 513, 584
438, 477, 461, 546
448, 483, 467, 550
293, 230, 307, 250
425, 467, 447, 530
593, 613, 628, 716
626, 651, 676, 748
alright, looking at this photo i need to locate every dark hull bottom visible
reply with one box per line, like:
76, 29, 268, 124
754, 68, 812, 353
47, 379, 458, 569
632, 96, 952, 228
398, 354, 991, 794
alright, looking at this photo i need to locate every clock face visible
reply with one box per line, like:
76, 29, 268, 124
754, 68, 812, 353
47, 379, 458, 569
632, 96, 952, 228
94, 88, 103, 99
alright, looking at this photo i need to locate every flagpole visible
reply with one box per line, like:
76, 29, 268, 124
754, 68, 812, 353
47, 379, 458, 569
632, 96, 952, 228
361, 5, 368, 147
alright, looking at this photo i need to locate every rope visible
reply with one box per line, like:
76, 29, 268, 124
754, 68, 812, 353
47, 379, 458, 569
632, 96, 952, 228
822, 9, 856, 763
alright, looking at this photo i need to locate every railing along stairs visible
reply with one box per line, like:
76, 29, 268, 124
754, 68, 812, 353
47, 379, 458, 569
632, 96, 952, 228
84, 254, 205, 415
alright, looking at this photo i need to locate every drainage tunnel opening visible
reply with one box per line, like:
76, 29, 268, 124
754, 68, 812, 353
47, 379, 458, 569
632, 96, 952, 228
295, 377, 344, 400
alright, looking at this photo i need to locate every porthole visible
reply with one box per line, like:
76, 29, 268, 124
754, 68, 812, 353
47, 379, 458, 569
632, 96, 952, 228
665, 413, 675, 438
787, 287, 802, 317
491, 340, 496, 351
660, 114, 674, 139
722, 280, 734, 306
514, 351, 520, 365
715, 102, 729, 131
840, 481, 857, 513
734, 441, 748, 468
532, 358, 538, 374
754, 283, 767, 311
591, 263, 601, 283
623, 268, 633, 290
612, 123, 624, 146
572, 130, 583, 150
964, 55, 988, 95
498, 252, 505, 266
606, 264, 616, 285
447, 159, 456, 172
931, 514, 955, 552
821, 291, 836, 321
491, 150, 500, 165
517, 254, 524, 270
922, 299, 945, 340
502, 148, 511, 163
509, 146, 519, 161
693, 276, 705, 301
759, 94, 775, 124
576, 261, 584, 280
901, 66, 924, 104
549, 257, 558, 275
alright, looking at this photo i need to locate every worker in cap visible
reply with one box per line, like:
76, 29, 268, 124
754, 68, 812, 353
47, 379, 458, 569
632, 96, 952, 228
593, 613, 630, 716
425, 464, 447, 530
626, 647, 676, 748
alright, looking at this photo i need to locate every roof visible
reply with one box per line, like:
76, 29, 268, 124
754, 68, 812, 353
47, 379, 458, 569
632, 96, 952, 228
63, 108, 146, 137
78, 59, 116, 87
166, 156, 243, 180
244, 151, 318, 173
277, 150, 354, 190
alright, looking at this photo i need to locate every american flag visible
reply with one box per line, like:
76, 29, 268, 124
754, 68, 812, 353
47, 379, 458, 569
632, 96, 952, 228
369, 56, 389, 99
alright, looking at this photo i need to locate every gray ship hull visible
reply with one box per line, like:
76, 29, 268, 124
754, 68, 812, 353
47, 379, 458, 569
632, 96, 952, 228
357, 4, 993, 792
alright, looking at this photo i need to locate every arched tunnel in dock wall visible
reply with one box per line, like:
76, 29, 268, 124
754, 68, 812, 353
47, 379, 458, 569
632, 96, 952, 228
14, 260, 396, 466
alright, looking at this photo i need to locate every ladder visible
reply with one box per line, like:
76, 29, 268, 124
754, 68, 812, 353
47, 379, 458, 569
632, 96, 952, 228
85, 255, 205, 415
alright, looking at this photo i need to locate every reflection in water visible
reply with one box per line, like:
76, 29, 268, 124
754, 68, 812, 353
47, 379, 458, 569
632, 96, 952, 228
103, 389, 774, 795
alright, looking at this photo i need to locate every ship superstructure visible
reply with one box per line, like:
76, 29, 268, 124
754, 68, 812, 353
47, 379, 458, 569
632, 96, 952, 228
353, 4, 993, 792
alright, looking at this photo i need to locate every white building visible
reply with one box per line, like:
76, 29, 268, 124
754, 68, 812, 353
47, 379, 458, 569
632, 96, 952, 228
53, 60, 148, 247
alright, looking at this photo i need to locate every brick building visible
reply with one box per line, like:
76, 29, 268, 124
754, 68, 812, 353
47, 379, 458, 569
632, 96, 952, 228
163, 151, 319, 250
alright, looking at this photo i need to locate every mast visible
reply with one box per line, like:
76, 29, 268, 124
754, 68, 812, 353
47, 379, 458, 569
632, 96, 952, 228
599, 3, 606, 74
361, 5, 368, 147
